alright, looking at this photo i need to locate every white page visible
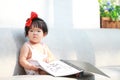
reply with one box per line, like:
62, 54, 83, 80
38, 60, 83, 77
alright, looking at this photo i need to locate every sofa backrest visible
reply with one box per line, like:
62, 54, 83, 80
0, 28, 26, 77
0, 28, 120, 77
44, 28, 120, 67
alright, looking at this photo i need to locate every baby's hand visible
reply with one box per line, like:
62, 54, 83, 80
43, 57, 49, 63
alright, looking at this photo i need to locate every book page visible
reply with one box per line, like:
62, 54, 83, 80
38, 60, 83, 77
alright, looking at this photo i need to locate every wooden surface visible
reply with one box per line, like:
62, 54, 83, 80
100, 17, 120, 28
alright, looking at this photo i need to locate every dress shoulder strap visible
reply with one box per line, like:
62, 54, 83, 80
25, 42, 33, 51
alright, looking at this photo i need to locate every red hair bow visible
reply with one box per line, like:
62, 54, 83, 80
25, 12, 38, 27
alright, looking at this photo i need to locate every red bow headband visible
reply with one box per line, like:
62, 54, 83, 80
25, 12, 38, 27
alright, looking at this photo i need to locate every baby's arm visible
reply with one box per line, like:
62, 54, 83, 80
19, 43, 38, 71
43, 45, 55, 63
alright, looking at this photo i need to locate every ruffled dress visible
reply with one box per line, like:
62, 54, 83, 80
24, 42, 48, 75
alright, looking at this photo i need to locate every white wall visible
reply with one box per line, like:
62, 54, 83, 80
72, 0, 100, 29
0, 0, 100, 29
0, 0, 48, 28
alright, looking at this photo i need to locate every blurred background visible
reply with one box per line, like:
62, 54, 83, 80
0, 0, 100, 29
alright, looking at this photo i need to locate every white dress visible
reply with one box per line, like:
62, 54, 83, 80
24, 42, 48, 75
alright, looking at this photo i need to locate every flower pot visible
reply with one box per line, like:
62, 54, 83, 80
101, 17, 111, 21
100, 17, 120, 28
100, 17, 111, 28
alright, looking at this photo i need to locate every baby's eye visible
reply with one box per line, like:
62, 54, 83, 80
29, 29, 34, 32
38, 30, 41, 32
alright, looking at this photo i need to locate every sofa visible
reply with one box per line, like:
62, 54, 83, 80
0, 27, 120, 80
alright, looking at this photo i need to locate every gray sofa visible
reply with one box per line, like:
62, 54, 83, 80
0, 27, 120, 80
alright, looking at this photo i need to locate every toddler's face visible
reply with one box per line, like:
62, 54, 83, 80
28, 26, 44, 44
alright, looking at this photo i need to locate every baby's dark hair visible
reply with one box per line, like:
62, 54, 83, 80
25, 18, 48, 36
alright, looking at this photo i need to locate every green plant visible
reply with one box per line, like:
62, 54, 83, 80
98, 0, 120, 21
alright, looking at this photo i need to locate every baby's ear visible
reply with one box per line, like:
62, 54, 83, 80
43, 32, 47, 37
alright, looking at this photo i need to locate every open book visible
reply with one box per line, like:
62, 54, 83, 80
37, 60, 84, 77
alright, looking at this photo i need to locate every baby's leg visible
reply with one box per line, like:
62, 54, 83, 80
38, 68, 48, 75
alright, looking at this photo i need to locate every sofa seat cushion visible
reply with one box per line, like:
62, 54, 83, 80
97, 66, 120, 80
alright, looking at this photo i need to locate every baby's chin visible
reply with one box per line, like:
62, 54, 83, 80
29, 40, 40, 44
